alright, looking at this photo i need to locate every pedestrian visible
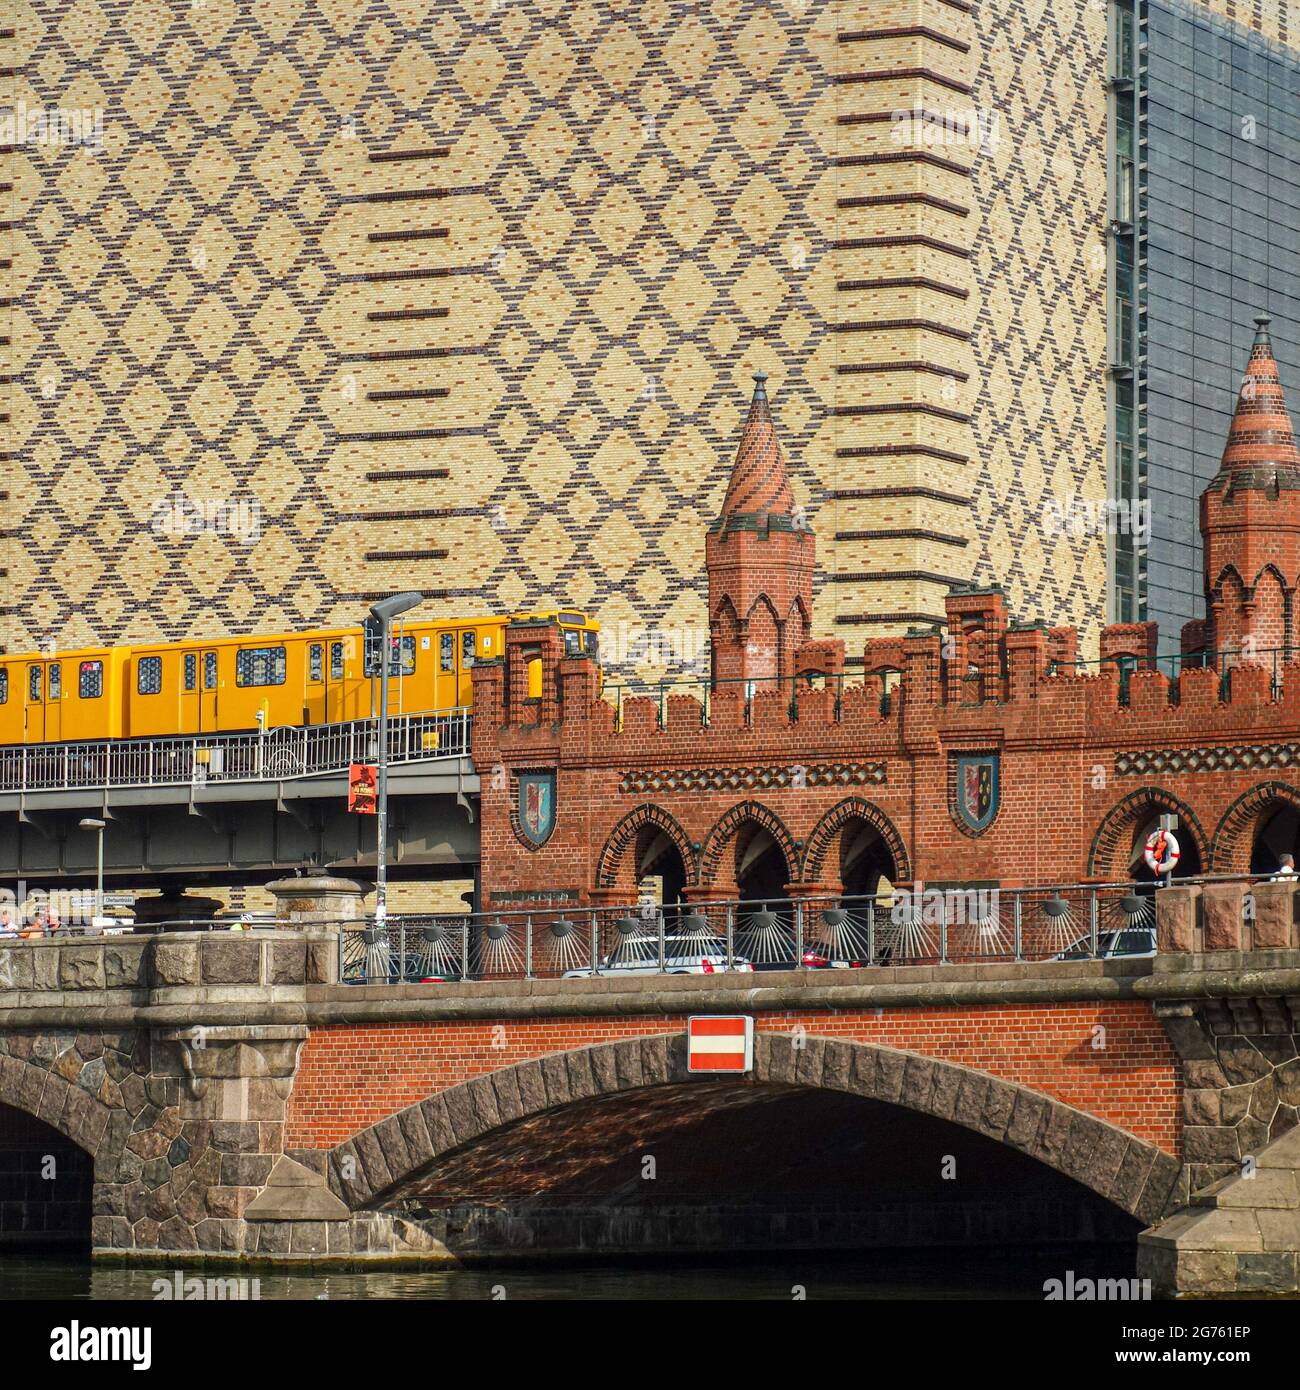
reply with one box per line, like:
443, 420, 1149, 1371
1272, 852, 1297, 882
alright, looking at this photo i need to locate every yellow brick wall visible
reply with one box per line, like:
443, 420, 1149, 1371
1, 0, 1122, 677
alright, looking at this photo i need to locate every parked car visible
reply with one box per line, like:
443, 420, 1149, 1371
563, 935, 754, 977
1054, 927, 1156, 961
797, 951, 866, 969
342, 951, 463, 984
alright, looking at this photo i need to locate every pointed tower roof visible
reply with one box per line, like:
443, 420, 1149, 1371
1218, 315, 1300, 481
711, 372, 799, 533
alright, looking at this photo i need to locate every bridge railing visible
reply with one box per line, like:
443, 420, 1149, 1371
332, 876, 1274, 985
0, 707, 470, 795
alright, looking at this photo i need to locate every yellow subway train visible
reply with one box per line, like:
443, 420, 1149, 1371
0, 609, 599, 746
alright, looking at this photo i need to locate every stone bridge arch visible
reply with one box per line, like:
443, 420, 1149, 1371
0, 1048, 119, 1165
326, 1034, 1180, 1224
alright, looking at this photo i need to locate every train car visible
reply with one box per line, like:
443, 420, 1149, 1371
0, 608, 599, 746
0, 647, 129, 744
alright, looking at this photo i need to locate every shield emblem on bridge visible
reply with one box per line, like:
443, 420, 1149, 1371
953, 754, 999, 834
518, 771, 556, 847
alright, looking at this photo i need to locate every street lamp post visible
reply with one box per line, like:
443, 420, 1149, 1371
79, 817, 106, 928
368, 592, 422, 927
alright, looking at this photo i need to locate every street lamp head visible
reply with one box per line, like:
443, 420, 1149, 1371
369, 591, 423, 624
79, 818, 106, 831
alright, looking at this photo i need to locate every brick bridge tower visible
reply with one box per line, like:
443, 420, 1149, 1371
705, 372, 816, 688
1191, 314, 1300, 658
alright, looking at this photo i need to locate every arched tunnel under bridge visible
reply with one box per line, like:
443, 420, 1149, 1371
332, 1038, 1156, 1268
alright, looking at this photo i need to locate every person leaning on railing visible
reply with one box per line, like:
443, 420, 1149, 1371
1272, 853, 1297, 882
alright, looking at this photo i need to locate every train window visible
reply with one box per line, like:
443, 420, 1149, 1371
462, 631, 476, 668
563, 629, 581, 656
440, 632, 454, 673
309, 644, 323, 682
49, 664, 61, 700
236, 647, 287, 687
363, 635, 415, 677
138, 657, 162, 696
559, 611, 586, 625
585, 631, 599, 658
28, 667, 40, 702
398, 635, 415, 675
184, 653, 197, 692
330, 642, 344, 681
79, 661, 103, 700
204, 652, 217, 690
0, 668, 7, 704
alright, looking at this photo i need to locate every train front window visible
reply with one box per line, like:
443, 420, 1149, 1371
138, 658, 162, 696
28, 667, 40, 702
563, 629, 582, 656
235, 647, 287, 687
79, 661, 103, 700
585, 631, 598, 658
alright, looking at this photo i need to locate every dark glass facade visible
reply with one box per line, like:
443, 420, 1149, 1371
1131, 0, 1300, 652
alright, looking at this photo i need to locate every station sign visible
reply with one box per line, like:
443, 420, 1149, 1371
686, 1015, 754, 1074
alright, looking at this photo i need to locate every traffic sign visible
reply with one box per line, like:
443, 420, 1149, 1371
686, 1015, 754, 1074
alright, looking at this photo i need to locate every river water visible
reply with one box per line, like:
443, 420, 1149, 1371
2, 1243, 1139, 1300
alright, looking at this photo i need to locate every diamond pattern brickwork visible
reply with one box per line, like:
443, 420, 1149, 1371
966, 0, 1110, 657
0, 0, 1185, 674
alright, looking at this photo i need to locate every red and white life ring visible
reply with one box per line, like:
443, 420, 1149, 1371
1144, 829, 1181, 876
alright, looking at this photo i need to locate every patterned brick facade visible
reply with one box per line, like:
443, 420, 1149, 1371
1, 0, 1131, 674
473, 336, 1300, 903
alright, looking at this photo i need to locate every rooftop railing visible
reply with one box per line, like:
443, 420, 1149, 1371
1047, 646, 1293, 704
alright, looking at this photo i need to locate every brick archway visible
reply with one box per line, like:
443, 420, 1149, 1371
1088, 787, 1209, 879
698, 800, 799, 894
1211, 781, 1300, 873
325, 1034, 1179, 1223
594, 804, 698, 889
801, 796, 910, 885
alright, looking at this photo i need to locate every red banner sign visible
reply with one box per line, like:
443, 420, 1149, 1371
348, 763, 377, 814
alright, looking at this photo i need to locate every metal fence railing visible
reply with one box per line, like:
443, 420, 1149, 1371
330, 875, 1277, 985
5, 876, 1279, 975
0, 707, 470, 795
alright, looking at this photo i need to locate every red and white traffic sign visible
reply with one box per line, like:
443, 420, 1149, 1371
687, 1015, 754, 1074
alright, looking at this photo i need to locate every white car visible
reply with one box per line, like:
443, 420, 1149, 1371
1055, 927, 1156, 960
563, 935, 754, 977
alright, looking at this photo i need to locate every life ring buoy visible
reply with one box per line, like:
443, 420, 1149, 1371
1144, 829, 1180, 876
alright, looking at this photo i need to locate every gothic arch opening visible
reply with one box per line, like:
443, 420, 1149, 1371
634, 822, 689, 917
1250, 803, 1300, 876
803, 799, 909, 902
1089, 789, 1207, 883
732, 822, 791, 902
1211, 782, 1300, 875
